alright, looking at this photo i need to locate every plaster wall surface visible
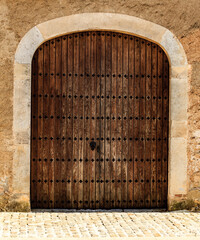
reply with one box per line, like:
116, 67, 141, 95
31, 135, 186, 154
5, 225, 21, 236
0, 0, 199, 210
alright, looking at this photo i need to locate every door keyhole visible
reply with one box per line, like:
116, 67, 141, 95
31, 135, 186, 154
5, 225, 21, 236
90, 141, 96, 151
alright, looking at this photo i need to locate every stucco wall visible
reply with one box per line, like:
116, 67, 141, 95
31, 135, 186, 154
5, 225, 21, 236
0, 0, 199, 210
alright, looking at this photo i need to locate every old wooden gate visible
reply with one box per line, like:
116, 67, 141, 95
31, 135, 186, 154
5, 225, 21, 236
31, 31, 169, 209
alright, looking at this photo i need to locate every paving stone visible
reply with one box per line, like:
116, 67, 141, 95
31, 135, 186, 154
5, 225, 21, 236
0, 211, 200, 238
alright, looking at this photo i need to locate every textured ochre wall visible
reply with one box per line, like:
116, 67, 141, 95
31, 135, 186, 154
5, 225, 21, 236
0, 0, 199, 210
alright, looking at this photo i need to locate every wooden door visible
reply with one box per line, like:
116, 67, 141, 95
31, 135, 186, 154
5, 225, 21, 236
31, 31, 169, 209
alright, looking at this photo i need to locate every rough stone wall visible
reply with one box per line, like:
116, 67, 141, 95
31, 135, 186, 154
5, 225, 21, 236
0, 0, 199, 210
181, 29, 200, 202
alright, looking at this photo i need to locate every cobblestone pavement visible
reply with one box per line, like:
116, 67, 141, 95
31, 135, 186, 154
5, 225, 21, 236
0, 211, 200, 239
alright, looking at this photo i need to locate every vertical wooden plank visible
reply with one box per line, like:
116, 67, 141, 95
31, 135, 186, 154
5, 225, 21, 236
133, 37, 140, 208
105, 32, 112, 209
139, 39, 146, 207
121, 34, 129, 208
72, 33, 79, 209
95, 32, 101, 209
49, 39, 56, 209
163, 53, 169, 208
43, 41, 50, 208
157, 46, 164, 208
37, 44, 44, 208
84, 32, 91, 209
144, 41, 152, 208
99, 32, 106, 209
116, 33, 123, 208
151, 43, 158, 208
127, 35, 134, 208
78, 32, 85, 209
54, 37, 62, 208
61, 36, 67, 208
66, 34, 74, 208
110, 33, 117, 209
31, 50, 38, 209
90, 31, 97, 209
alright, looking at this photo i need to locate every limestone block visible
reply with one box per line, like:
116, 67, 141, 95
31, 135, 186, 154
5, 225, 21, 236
15, 26, 44, 64
12, 144, 30, 194
13, 105, 31, 137
13, 63, 31, 133
170, 120, 187, 138
170, 78, 188, 121
14, 63, 31, 82
37, 13, 167, 44
171, 65, 189, 79
168, 137, 188, 196
14, 131, 30, 144
161, 30, 187, 67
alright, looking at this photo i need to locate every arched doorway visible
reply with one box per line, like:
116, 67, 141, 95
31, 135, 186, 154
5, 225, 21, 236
30, 31, 169, 209
13, 13, 188, 211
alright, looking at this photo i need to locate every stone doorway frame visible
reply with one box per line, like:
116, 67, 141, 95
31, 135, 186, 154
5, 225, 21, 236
13, 13, 188, 209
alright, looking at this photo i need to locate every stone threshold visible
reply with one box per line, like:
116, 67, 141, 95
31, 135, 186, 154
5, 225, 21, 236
32, 208, 167, 213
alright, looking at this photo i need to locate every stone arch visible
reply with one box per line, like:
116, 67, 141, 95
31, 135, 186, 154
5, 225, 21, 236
13, 13, 188, 209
